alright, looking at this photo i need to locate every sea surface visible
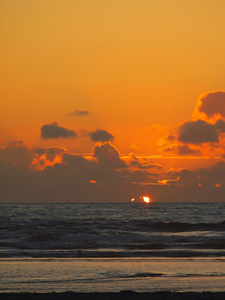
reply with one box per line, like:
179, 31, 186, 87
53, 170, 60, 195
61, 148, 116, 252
1, 203, 225, 293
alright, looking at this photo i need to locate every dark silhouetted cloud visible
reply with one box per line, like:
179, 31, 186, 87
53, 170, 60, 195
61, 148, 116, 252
215, 119, 225, 132
129, 155, 162, 169
67, 110, 90, 117
130, 161, 162, 169
62, 153, 90, 168
89, 129, 114, 142
34, 146, 67, 162
169, 168, 200, 189
1, 139, 225, 203
197, 91, 225, 118
0, 140, 33, 167
178, 120, 219, 144
198, 161, 225, 182
163, 144, 202, 156
41, 122, 77, 139
93, 142, 126, 168
176, 145, 202, 156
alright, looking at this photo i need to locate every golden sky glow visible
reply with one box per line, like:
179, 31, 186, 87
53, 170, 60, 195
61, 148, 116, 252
1, 1, 225, 202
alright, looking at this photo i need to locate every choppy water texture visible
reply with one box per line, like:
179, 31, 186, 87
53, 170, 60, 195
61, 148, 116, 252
1, 203, 225, 258
1, 203, 225, 293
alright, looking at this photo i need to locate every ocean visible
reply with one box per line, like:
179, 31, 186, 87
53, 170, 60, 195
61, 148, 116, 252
1, 202, 225, 293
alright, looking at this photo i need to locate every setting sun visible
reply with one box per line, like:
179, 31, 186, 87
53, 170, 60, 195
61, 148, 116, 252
142, 196, 151, 203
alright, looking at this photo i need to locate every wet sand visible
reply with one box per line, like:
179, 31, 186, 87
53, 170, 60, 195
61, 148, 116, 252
1, 292, 225, 300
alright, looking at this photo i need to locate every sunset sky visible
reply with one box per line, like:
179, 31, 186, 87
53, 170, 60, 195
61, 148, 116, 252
1, 0, 225, 202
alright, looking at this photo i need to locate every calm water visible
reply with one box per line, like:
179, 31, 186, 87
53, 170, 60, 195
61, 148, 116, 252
1, 203, 225, 292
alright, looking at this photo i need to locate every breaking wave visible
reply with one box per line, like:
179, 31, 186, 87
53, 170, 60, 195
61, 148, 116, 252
1, 203, 225, 258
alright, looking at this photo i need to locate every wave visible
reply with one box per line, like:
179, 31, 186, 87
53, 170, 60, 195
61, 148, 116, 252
118, 272, 225, 279
1, 248, 225, 259
135, 220, 225, 232
122, 272, 163, 278
1, 220, 225, 234
1, 203, 225, 259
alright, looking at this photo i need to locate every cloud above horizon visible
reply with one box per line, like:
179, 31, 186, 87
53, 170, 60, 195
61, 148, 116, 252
89, 129, 115, 142
1, 139, 225, 203
215, 119, 225, 133
176, 144, 202, 156
41, 122, 77, 139
0, 140, 33, 167
178, 120, 219, 144
34, 146, 67, 163
196, 91, 225, 119
67, 110, 90, 117
2, 90, 225, 203
93, 142, 126, 168
159, 91, 225, 156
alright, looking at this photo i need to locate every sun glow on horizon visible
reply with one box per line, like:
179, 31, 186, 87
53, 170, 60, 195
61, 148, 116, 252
142, 196, 151, 203
131, 196, 152, 203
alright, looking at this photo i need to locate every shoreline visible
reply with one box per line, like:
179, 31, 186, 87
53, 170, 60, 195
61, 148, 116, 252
1, 292, 225, 300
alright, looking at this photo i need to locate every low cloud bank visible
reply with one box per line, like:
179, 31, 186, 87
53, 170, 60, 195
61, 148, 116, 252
1, 140, 224, 203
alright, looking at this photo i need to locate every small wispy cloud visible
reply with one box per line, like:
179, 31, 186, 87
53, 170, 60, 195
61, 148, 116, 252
67, 110, 90, 117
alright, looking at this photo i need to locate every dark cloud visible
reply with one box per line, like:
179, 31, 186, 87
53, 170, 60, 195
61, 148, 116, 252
34, 146, 66, 162
62, 153, 90, 168
41, 122, 77, 139
67, 110, 90, 117
163, 145, 201, 156
89, 129, 114, 142
0, 142, 133, 203
163, 92, 225, 155
198, 161, 225, 182
178, 120, 219, 144
93, 142, 126, 168
170, 168, 199, 188
176, 145, 202, 156
197, 91, 225, 118
1, 140, 225, 203
130, 161, 162, 170
0, 141, 68, 171
129, 156, 162, 169
169, 162, 225, 190
215, 119, 225, 132
0, 140, 33, 167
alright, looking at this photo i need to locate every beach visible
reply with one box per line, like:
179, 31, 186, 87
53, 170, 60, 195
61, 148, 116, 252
0, 258, 225, 300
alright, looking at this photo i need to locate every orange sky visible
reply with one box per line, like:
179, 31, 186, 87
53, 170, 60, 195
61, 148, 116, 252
1, 1, 225, 202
